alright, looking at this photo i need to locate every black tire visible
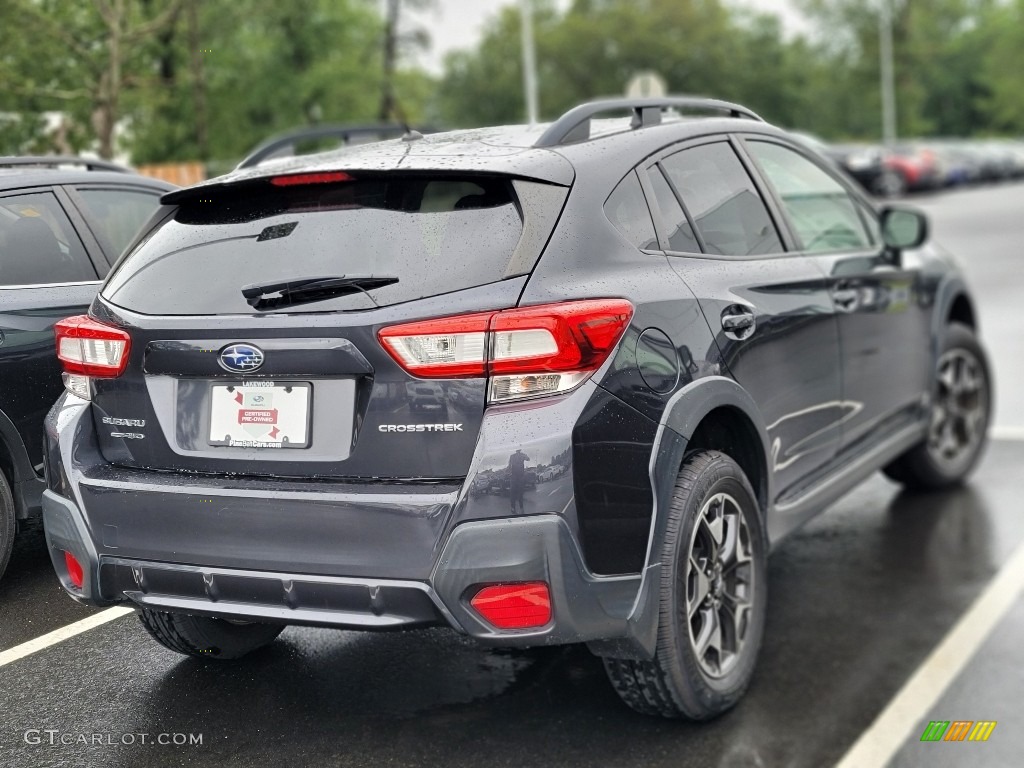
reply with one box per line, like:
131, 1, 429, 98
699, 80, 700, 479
0, 471, 15, 582
138, 608, 284, 660
883, 322, 991, 491
603, 450, 767, 719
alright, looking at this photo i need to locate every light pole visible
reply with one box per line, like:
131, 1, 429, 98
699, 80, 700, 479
879, 0, 897, 145
520, 0, 539, 126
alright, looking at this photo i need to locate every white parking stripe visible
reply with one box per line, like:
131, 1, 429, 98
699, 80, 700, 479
834, 539, 1024, 768
0, 607, 134, 669
990, 425, 1024, 441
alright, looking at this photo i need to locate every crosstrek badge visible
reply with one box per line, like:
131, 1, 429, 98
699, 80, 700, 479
378, 424, 464, 432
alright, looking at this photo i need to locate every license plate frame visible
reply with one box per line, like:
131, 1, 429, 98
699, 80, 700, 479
207, 381, 312, 449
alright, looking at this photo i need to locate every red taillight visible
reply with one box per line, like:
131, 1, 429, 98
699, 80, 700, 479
378, 299, 633, 402
54, 315, 131, 378
489, 300, 634, 373
270, 171, 353, 186
470, 582, 551, 629
64, 551, 84, 589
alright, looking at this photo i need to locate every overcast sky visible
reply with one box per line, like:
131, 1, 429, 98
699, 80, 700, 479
405, 0, 810, 74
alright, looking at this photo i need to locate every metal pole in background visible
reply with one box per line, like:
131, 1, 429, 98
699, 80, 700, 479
520, 0, 539, 126
879, 0, 897, 145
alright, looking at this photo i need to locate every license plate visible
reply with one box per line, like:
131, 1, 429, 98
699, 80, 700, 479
208, 382, 311, 448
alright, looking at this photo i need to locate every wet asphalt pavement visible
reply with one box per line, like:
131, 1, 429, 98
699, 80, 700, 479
2, 182, 1024, 768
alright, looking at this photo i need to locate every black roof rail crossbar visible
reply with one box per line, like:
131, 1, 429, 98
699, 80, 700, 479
0, 155, 130, 172
534, 97, 765, 148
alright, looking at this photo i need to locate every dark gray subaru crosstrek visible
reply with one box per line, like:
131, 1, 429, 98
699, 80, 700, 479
42, 98, 991, 720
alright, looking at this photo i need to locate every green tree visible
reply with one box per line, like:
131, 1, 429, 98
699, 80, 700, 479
797, 0, 998, 139
0, 0, 181, 158
379, 0, 436, 122
1, 0, 436, 164
438, 0, 817, 131
129, 0, 437, 165
979, 0, 1024, 132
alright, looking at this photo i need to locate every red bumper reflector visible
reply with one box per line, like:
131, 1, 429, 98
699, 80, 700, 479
64, 551, 84, 589
470, 582, 551, 629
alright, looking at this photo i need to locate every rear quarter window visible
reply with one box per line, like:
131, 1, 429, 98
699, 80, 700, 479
604, 172, 658, 250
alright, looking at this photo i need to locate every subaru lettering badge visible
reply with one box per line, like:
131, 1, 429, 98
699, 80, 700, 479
219, 343, 265, 373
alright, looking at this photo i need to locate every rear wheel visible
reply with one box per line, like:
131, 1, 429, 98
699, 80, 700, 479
0, 471, 15, 582
138, 608, 284, 660
603, 450, 767, 719
883, 323, 990, 490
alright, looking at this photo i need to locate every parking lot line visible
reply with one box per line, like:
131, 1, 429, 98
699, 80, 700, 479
0, 607, 133, 668
833, 539, 1024, 768
990, 425, 1024, 441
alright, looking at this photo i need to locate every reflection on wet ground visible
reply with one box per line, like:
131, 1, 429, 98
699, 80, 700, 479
2, 441, 1022, 768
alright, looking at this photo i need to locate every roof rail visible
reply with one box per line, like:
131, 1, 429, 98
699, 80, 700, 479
0, 155, 131, 173
237, 123, 413, 169
534, 96, 764, 148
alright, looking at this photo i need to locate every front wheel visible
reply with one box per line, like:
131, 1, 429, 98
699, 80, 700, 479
138, 608, 284, 660
603, 450, 767, 719
883, 322, 991, 490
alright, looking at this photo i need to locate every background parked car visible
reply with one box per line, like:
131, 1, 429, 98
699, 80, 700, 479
882, 144, 942, 192
825, 143, 907, 198
0, 156, 174, 581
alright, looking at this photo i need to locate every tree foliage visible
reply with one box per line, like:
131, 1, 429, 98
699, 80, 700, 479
0, 0, 433, 162
1, 0, 1023, 164
439, 0, 1024, 141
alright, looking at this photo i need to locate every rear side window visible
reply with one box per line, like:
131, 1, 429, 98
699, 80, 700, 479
74, 187, 163, 263
604, 172, 658, 250
0, 192, 95, 286
747, 141, 871, 253
662, 142, 783, 257
102, 175, 525, 315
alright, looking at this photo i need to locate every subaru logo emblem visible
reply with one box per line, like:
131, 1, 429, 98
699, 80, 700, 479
219, 343, 264, 373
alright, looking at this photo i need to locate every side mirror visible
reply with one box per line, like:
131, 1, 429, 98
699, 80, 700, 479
880, 206, 928, 251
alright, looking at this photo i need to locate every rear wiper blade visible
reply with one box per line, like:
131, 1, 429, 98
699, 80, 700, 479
241, 275, 399, 310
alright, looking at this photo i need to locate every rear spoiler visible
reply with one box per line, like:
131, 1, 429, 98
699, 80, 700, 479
163, 141, 574, 205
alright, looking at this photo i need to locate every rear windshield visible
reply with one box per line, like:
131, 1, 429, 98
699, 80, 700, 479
101, 175, 524, 314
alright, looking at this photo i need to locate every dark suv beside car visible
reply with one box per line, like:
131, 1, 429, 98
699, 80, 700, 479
0, 157, 173, 580
41, 99, 990, 719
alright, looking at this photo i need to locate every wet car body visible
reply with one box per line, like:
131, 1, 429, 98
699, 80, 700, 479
41, 100, 984, 714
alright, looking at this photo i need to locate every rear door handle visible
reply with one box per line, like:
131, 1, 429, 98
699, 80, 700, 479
721, 306, 755, 340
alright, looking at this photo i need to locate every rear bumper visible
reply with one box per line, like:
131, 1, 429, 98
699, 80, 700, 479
42, 381, 661, 654
43, 488, 648, 649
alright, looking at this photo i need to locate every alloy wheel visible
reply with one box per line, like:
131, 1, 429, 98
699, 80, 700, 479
927, 349, 987, 468
683, 492, 756, 679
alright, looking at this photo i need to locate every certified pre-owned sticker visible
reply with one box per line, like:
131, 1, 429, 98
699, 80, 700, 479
378, 424, 464, 433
